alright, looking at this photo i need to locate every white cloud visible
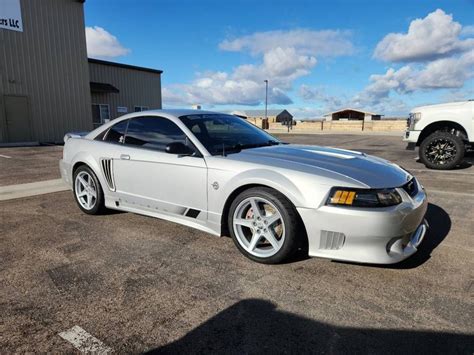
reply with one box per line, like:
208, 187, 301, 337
288, 106, 326, 119
374, 9, 474, 62
352, 9, 474, 115
409, 49, 474, 89
297, 83, 411, 116
442, 88, 474, 102
358, 49, 474, 105
301, 51, 473, 115
299, 85, 345, 111
164, 29, 353, 107
220, 29, 354, 57
86, 26, 130, 58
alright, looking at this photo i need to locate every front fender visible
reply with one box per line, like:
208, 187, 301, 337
206, 166, 316, 231
220, 169, 306, 209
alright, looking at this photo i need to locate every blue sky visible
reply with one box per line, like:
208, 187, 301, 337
84, 0, 474, 118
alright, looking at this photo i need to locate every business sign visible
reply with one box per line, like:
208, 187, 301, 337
0, 0, 23, 32
117, 106, 128, 113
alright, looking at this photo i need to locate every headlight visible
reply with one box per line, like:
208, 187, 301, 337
408, 112, 422, 130
326, 187, 402, 208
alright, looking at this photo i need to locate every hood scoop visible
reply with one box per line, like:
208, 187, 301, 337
302, 149, 359, 160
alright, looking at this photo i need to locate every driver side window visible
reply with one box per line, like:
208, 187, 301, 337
124, 116, 193, 153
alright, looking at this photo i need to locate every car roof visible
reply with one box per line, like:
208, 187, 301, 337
144, 108, 227, 117
84, 108, 234, 142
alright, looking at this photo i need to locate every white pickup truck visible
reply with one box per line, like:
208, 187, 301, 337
404, 100, 473, 170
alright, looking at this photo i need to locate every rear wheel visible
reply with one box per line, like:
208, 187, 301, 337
73, 165, 105, 215
228, 187, 301, 264
420, 131, 465, 170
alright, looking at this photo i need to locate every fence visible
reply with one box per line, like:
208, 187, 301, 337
248, 119, 406, 133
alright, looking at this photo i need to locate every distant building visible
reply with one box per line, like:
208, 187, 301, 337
275, 109, 293, 123
324, 108, 382, 121
89, 59, 162, 128
230, 109, 293, 123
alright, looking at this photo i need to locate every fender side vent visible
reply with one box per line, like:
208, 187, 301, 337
100, 159, 115, 191
319, 230, 345, 250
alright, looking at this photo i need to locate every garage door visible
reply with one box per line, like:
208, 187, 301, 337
4, 95, 32, 142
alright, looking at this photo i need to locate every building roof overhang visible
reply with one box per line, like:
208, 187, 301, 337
324, 108, 379, 116
90, 82, 120, 94
88, 58, 163, 75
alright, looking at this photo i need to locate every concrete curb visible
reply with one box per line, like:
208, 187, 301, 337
0, 179, 70, 201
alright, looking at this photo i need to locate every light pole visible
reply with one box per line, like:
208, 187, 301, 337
264, 80, 268, 129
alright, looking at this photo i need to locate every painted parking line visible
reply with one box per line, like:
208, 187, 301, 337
0, 179, 69, 201
0, 154, 12, 158
59, 326, 112, 354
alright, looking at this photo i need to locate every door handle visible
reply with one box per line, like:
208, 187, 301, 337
120, 154, 130, 160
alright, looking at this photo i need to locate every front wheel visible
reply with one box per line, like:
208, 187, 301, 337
228, 187, 302, 264
419, 131, 465, 170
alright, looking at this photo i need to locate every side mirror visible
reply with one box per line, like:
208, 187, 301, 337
165, 142, 194, 155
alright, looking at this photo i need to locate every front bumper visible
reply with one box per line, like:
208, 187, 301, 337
298, 185, 428, 264
403, 130, 421, 143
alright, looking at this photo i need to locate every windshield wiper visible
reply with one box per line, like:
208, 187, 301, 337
218, 140, 280, 156
237, 140, 280, 150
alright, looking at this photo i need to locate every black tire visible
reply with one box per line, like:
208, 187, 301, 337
228, 187, 302, 264
73, 165, 106, 215
420, 131, 465, 170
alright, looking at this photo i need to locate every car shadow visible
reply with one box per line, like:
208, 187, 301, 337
145, 299, 472, 354
101, 209, 126, 215
333, 203, 451, 270
388, 203, 451, 269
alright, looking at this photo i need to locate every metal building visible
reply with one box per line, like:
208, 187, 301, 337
0, 0, 162, 144
0, 0, 91, 143
89, 59, 162, 128
275, 109, 293, 124
324, 108, 382, 121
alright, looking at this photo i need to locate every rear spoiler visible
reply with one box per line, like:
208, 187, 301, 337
64, 131, 89, 143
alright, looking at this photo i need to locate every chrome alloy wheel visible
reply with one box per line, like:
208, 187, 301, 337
232, 197, 286, 258
74, 171, 97, 210
425, 138, 457, 165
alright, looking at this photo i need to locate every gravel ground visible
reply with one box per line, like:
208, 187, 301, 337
0, 134, 473, 353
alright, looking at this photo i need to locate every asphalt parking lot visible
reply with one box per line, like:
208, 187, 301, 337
0, 145, 62, 186
1, 134, 473, 353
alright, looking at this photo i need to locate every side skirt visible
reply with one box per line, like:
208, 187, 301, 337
104, 197, 221, 237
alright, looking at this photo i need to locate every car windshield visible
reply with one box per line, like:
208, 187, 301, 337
179, 114, 281, 155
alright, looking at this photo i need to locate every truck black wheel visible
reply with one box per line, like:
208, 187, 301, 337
420, 131, 465, 170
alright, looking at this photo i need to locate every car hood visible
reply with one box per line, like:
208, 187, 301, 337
227, 144, 411, 188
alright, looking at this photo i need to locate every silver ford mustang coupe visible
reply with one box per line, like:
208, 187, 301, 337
60, 109, 428, 264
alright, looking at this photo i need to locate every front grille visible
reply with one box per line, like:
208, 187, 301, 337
402, 178, 418, 197
319, 231, 346, 250
100, 159, 115, 191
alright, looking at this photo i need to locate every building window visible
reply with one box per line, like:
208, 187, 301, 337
134, 106, 149, 112
92, 104, 110, 128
